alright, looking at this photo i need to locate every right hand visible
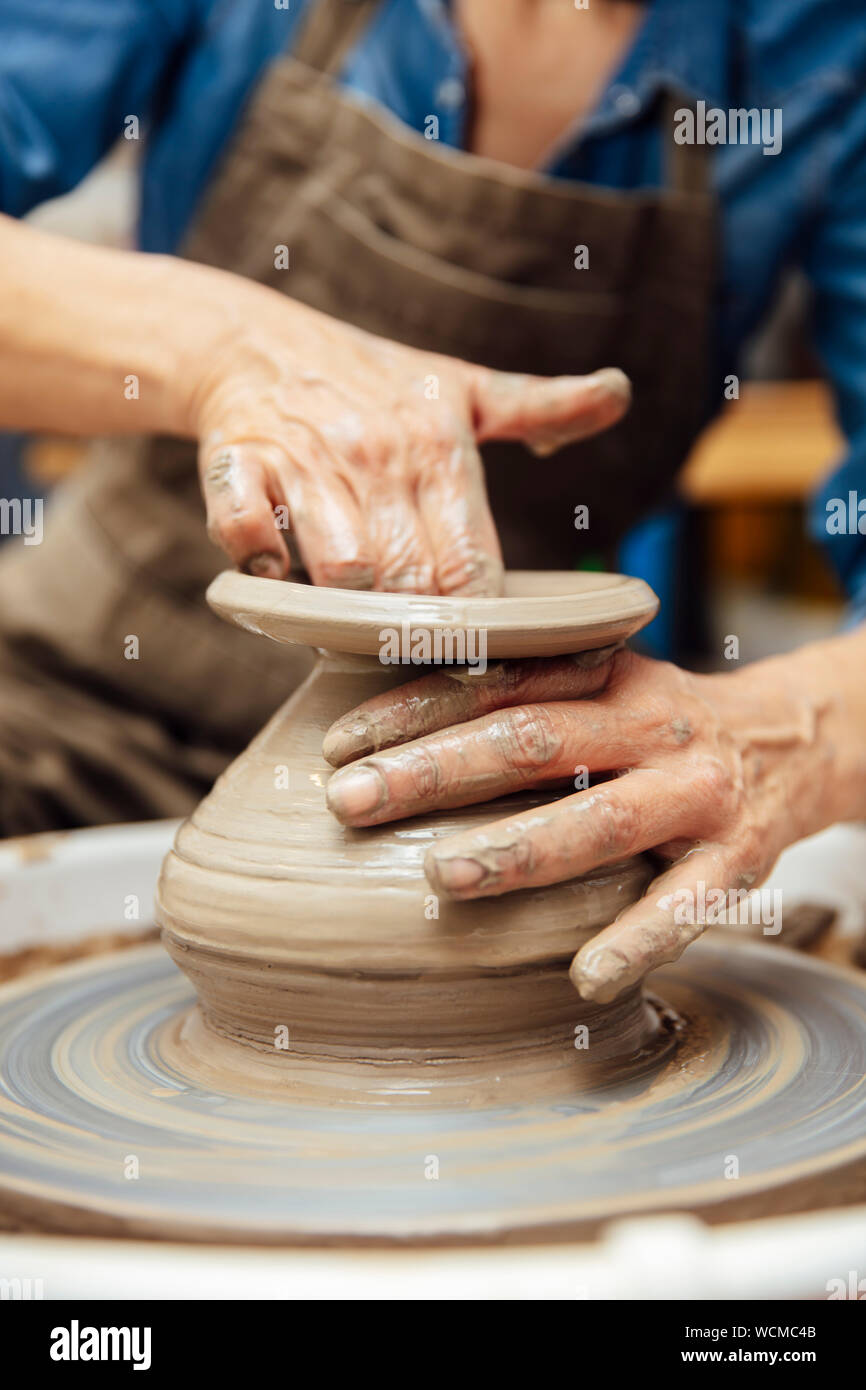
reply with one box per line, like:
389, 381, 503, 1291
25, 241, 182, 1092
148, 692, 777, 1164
190, 293, 631, 595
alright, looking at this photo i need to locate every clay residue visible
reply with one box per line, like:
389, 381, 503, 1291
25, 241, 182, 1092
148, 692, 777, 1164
2, 939, 866, 1245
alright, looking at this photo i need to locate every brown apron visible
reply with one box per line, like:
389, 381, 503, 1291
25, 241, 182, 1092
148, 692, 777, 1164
0, 0, 716, 833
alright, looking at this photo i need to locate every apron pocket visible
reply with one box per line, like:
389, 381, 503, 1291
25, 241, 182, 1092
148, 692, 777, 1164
284, 190, 625, 373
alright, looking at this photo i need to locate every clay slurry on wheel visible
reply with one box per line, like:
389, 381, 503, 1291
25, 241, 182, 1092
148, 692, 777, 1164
0, 939, 865, 1241
3, 573, 864, 1241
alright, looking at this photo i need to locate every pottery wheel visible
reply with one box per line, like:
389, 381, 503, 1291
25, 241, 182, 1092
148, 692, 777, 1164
1, 938, 866, 1244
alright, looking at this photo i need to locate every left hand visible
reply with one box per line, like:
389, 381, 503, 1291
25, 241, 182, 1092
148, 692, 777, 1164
322, 646, 835, 1001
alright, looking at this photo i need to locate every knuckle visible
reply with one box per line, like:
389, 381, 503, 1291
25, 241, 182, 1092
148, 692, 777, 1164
496, 705, 563, 774
592, 793, 640, 857
481, 823, 539, 882
403, 745, 445, 802
693, 758, 735, 808
329, 423, 392, 470
363, 427, 401, 467
380, 563, 435, 593
412, 407, 465, 456
413, 420, 449, 458
202, 450, 242, 493
502, 833, 538, 880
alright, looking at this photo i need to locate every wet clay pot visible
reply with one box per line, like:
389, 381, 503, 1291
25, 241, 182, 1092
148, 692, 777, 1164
8, 570, 866, 1244
156, 570, 662, 1084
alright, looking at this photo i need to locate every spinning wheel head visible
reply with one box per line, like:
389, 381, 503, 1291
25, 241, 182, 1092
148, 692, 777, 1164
0, 939, 865, 1244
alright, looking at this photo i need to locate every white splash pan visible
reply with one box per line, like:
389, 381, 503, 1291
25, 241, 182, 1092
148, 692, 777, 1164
0, 819, 865, 1300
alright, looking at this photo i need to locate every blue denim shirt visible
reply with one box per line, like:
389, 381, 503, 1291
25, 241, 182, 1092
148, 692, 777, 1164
2, 0, 866, 615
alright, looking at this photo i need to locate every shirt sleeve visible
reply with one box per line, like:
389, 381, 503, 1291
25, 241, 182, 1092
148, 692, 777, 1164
0, 0, 197, 215
802, 75, 866, 625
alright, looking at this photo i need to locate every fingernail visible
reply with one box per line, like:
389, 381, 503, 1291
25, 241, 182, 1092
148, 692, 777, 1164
570, 948, 630, 1003
428, 855, 486, 894
245, 552, 283, 579
326, 765, 386, 820
322, 720, 373, 767
587, 367, 632, 402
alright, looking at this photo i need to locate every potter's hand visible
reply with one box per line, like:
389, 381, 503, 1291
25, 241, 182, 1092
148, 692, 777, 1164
0, 216, 628, 596
192, 299, 630, 594
323, 640, 866, 1000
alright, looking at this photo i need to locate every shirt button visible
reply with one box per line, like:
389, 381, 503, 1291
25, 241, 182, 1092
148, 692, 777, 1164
436, 76, 466, 109
611, 85, 640, 116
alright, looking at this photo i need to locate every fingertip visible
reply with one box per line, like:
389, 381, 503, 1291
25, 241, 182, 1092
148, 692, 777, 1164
569, 945, 631, 1003
321, 731, 347, 769
201, 449, 290, 572
379, 564, 436, 594
588, 367, 632, 405
310, 559, 377, 591
424, 848, 486, 897
232, 515, 290, 574
321, 720, 371, 768
423, 848, 448, 895
208, 505, 289, 573
435, 550, 504, 598
325, 763, 386, 823
244, 549, 288, 580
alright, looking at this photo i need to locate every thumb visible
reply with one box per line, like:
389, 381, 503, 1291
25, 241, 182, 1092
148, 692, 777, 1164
468, 366, 631, 456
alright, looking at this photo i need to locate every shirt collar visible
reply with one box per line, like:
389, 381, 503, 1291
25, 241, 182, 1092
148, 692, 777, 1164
644, 0, 731, 109
423, 0, 732, 135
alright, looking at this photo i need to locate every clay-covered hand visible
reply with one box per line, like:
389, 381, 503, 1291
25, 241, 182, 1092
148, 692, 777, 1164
0, 219, 626, 597
192, 297, 630, 595
322, 644, 851, 1001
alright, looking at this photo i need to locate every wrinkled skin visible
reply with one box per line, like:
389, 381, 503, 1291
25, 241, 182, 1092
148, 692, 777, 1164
0, 213, 628, 598
322, 642, 857, 1002
192, 303, 630, 595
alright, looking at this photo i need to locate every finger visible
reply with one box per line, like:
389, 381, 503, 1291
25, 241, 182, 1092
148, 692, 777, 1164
469, 366, 631, 456
325, 688, 639, 824
200, 443, 290, 578
322, 647, 620, 766
415, 432, 504, 596
569, 845, 737, 1003
422, 767, 707, 899
280, 448, 376, 590
366, 480, 437, 592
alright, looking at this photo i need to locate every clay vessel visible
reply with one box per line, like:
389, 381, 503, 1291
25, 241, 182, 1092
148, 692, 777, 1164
156, 571, 662, 1089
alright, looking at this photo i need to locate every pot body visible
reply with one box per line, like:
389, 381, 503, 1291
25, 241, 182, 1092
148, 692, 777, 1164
157, 654, 657, 1063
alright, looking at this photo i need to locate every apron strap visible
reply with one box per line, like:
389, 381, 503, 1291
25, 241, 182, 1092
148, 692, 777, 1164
663, 93, 712, 198
294, 0, 384, 76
